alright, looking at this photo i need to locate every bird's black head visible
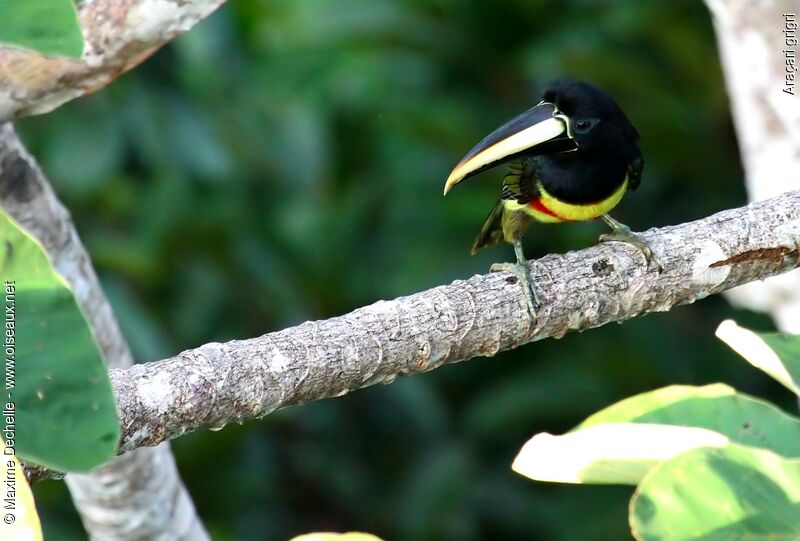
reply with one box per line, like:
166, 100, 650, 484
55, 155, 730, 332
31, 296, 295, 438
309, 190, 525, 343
542, 79, 640, 161
444, 78, 642, 194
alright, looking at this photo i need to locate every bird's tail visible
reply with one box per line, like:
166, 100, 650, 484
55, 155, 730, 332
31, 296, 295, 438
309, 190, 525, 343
470, 199, 505, 255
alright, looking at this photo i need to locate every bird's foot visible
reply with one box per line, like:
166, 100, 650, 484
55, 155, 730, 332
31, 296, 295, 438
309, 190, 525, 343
598, 225, 663, 272
490, 262, 540, 318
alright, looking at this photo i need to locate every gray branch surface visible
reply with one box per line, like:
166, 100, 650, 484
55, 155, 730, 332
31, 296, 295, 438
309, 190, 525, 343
0, 0, 226, 122
0, 123, 209, 540
98, 191, 800, 462
705, 0, 800, 332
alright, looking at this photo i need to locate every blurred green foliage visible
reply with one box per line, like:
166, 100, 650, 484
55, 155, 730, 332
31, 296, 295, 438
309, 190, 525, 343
18, 0, 790, 539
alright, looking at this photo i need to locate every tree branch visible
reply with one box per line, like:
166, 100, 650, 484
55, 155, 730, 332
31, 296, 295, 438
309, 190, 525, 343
26, 189, 800, 483
0, 0, 226, 122
0, 123, 209, 540
705, 0, 800, 332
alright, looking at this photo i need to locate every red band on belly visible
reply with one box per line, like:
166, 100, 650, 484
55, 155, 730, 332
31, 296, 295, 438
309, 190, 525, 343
529, 198, 566, 220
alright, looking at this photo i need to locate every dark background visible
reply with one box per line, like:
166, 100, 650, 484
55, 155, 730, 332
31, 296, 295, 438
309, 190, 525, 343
22, 0, 788, 539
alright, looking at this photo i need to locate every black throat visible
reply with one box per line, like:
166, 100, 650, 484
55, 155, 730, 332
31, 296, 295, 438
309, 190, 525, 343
533, 153, 628, 204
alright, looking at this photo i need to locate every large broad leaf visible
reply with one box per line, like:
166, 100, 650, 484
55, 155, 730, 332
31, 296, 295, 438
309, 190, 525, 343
717, 320, 800, 396
630, 445, 800, 541
579, 384, 800, 457
512, 384, 800, 485
0, 210, 119, 471
0, 0, 84, 58
513, 423, 729, 485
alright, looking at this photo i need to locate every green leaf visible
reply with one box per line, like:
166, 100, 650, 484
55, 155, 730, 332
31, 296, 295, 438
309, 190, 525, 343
0, 210, 119, 471
717, 320, 800, 396
630, 445, 800, 541
579, 384, 800, 457
290, 534, 385, 541
512, 422, 729, 485
512, 384, 800, 485
0, 0, 84, 58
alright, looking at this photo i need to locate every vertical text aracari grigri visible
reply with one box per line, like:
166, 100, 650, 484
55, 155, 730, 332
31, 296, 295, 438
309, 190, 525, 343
786, 13, 797, 95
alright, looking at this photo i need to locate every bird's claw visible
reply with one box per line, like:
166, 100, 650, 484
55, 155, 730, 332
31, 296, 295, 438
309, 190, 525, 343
599, 229, 663, 272
490, 262, 540, 318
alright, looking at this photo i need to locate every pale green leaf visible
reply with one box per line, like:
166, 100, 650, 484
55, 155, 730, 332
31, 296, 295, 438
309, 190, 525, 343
631, 445, 800, 541
290, 533, 385, 541
0, 444, 42, 541
512, 384, 800, 485
579, 384, 800, 457
512, 423, 728, 485
0, 0, 84, 58
717, 319, 800, 396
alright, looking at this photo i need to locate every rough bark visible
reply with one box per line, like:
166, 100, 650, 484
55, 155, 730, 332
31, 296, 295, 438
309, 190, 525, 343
705, 0, 800, 332
0, 0, 225, 122
0, 123, 208, 540
20, 189, 800, 484
0, 0, 227, 535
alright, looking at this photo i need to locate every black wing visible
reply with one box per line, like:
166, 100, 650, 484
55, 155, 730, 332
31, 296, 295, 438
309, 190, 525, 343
626, 154, 644, 191
501, 159, 540, 204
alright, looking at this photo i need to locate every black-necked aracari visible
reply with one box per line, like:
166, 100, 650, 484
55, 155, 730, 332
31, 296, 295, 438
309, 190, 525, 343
443, 79, 661, 316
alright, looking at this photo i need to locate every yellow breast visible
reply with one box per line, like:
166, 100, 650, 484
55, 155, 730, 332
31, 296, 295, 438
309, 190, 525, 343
503, 178, 629, 223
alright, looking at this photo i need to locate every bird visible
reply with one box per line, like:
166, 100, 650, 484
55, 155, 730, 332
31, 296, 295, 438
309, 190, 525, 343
443, 79, 661, 317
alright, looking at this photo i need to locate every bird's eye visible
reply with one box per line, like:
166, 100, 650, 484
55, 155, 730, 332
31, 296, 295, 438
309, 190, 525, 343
574, 118, 597, 134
